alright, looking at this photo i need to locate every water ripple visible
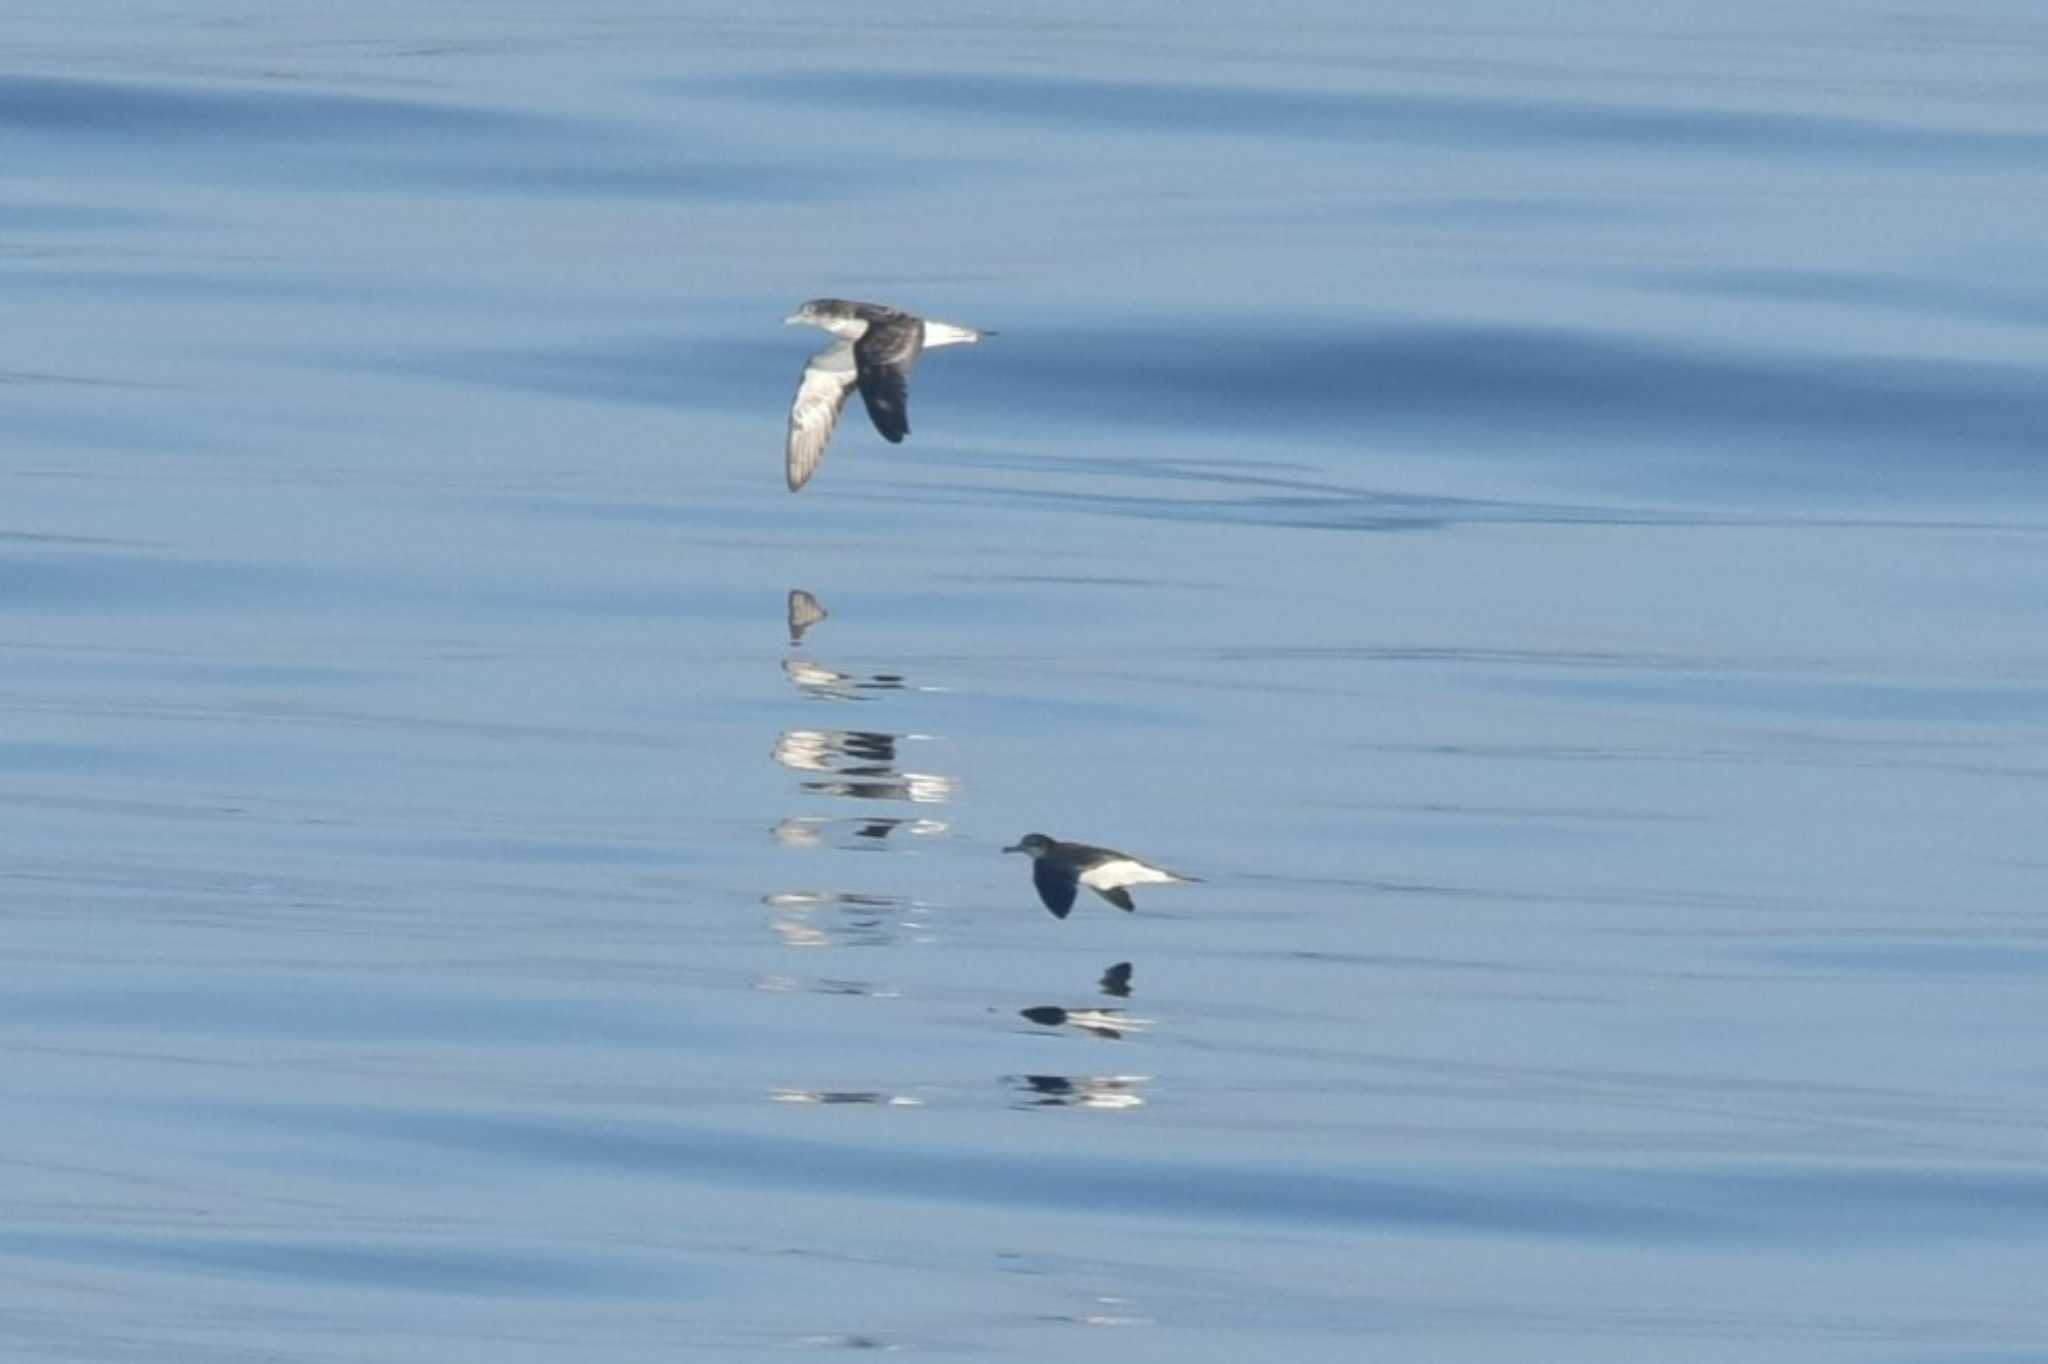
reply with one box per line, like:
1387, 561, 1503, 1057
724, 69, 2048, 163
245, 1102, 2048, 1247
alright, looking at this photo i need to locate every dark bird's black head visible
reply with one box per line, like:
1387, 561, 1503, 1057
1003, 832, 1056, 858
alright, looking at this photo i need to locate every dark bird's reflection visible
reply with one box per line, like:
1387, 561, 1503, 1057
1005, 1073, 1148, 1110
1018, 1004, 1150, 1040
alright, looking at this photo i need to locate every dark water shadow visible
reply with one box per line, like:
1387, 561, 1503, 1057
0, 1228, 666, 1297
393, 318, 2048, 516
0, 72, 868, 200
949, 324, 2048, 482
712, 70, 2048, 165
259, 1100, 2048, 1245
1637, 267, 2048, 333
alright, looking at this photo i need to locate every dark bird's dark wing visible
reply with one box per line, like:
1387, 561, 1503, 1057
853, 313, 924, 443
787, 340, 859, 492
1032, 860, 1079, 919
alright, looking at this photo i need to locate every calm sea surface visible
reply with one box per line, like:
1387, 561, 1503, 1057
5, 3, 2047, 1359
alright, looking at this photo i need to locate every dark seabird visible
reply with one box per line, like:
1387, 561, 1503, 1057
1002, 833, 1200, 919
784, 297, 990, 492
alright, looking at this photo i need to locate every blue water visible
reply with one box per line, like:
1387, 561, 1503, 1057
5, 4, 2047, 1359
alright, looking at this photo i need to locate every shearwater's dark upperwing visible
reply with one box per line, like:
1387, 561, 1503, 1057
787, 339, 859, 492
852, 312, 925, 444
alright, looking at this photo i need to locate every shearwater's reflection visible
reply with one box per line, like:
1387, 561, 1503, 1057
772, 728, 956, 804
803, 772, 956, 803
773, 728, 903, 771
1100, 961, 1133, 998
768, 591, 953, 971
1005, 1074, 1149, 1110
761, 890, 931, 947
782, 657, 910, 700
786, 588, 828, 643
1019, 1005, 1151, 1040
771, 815, 949, 849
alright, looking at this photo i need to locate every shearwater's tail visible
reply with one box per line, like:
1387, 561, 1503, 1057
922, 319, 988, 348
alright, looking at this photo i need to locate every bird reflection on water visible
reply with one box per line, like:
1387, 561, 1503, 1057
770, 815, 949, 849
772, 728, 957, 803
763, 586, 1159, 1117
778, 589, 937, 698
756, 973, 899, 998
1018, 961, 1149, 1038
780, 657, 909, 700
760, 890, 929, 948
773, 728, 901, 771
1005, 1074, 1149, 1110
773, 594, 958, 812
785, 588, 828, 643
802, 772, 956, 804
772, 1089, 923, 1106
1018, 1005, 1150, 1040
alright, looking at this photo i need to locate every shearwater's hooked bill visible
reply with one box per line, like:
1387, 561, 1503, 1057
1002, 833, 1200, 919
784, 298, 990, 492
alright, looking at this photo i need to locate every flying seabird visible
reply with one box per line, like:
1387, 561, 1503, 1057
1002, 833, 1200, 919
783, 298, 990, 492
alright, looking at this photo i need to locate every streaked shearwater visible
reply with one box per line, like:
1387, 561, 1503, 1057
784, 298, 990, 492
1002, 833, 1200, 919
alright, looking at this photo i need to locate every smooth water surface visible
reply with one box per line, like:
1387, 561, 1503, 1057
4, 3, 2047, 1359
